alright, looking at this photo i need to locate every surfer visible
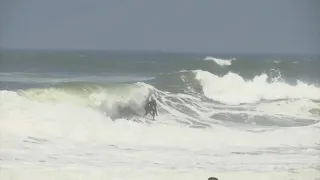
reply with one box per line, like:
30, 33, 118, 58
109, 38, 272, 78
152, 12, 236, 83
143, 97, 158, 120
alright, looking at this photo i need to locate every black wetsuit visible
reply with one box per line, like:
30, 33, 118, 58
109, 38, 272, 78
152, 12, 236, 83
144, 99, 157, 119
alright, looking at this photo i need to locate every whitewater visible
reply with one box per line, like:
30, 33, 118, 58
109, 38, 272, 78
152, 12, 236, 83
0, 51, 319, 180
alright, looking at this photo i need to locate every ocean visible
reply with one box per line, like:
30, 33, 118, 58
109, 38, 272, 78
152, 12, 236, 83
0, 50, 319, 180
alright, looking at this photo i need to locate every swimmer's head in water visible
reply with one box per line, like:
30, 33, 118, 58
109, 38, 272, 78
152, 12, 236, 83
208, 177, 218, 180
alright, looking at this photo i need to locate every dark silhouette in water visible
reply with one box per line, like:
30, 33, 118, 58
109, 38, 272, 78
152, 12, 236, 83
208, 177, 218, 180
143, 97, 158, 120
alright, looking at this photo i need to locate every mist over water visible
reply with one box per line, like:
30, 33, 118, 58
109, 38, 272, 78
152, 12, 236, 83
0, 51, 320, 180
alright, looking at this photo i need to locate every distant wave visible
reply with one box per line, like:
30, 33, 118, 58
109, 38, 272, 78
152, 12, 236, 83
203, 56, 236, 66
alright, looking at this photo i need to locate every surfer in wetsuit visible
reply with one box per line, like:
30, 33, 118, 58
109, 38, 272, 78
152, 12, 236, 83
143, 97, 158, 120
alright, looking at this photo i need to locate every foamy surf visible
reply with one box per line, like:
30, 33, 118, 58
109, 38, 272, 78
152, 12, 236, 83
0, 96, 319, 180
1, 168, 319, 180
1, 86, 319, 180
194, 70, 320, 105
1, 79, 319, 148
1, 51, 320, 180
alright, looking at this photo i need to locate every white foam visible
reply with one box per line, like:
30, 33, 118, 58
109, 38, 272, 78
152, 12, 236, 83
0, 90, 319, 149
17, 83, 153, 118
203, 56, 235, 66
255, 99, 319, 119
194, 70, 320, 105
1, 88, 319, 180
1, 167, 319, 180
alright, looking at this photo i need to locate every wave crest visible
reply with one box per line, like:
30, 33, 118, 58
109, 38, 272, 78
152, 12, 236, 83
15, 82, 154, 119
194, 70, 320, 105
203, 56, 235, 66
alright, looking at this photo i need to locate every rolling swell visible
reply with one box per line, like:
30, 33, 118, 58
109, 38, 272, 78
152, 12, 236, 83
1, 51, 320, 84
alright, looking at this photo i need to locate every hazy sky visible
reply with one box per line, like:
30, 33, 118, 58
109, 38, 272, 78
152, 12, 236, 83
0, 0, 319, 54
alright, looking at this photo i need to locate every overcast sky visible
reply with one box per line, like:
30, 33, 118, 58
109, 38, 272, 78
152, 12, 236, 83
0, 0, 319, 54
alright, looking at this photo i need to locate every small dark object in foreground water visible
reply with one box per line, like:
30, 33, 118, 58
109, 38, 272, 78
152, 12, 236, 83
208, 177, 218, 180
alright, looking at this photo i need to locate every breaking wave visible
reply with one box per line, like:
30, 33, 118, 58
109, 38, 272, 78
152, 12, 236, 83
194, 70, 320, 105
203, 56, 236, 66
1, 70, 319, 129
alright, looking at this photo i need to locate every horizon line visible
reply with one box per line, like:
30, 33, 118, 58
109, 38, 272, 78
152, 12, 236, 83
0, 47, 319, 56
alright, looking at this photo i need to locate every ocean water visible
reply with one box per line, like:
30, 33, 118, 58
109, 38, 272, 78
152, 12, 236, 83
0, 50, 319, 180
